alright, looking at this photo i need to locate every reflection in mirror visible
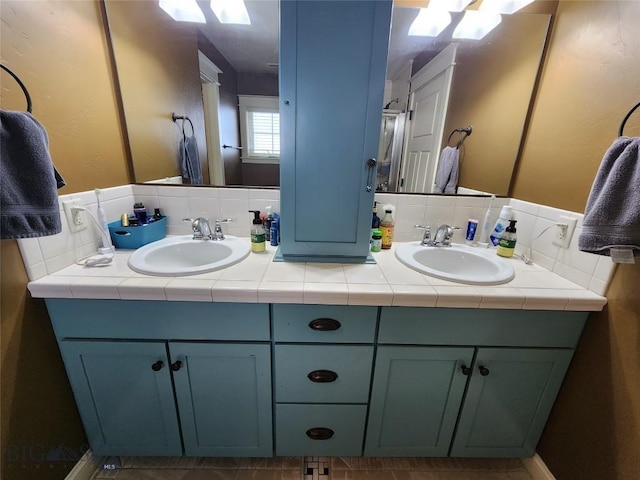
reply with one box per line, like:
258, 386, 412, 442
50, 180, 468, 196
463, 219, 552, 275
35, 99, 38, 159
104, 0, 279, 187
105, 0, 554, 195
379, 2, 555, 195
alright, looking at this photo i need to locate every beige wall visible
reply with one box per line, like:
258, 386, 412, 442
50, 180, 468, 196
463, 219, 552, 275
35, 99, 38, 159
512, 1, 640, 478
105, 0, 208, 184
1, 1, 128, 479
444, 13, 550, 195
1, 1, 639, 479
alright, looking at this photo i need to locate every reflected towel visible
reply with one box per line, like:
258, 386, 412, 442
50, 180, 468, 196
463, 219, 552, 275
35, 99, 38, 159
434, 146, 459, 194
1, 110, 64, 239
578, 136, 640, 256
180, 134, 203, 185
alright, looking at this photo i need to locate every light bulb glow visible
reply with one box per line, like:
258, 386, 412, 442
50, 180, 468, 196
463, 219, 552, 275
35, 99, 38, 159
159, 0, 206, 23
452, 10, 502, 40
210, 0, 251, 25
408, 8, 452, 37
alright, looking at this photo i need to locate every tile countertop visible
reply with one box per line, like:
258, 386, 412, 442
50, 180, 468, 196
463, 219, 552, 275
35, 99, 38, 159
26, 239, 607, 312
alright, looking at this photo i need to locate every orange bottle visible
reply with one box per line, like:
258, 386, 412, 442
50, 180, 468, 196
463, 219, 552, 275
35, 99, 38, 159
380, 208, 395, 249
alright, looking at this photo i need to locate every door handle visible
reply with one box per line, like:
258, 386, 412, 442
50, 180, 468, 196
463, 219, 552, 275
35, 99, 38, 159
306, 427, 334, 440
308, 318, 341, 331
365, 157, 377, 192
307, 370, 339, 383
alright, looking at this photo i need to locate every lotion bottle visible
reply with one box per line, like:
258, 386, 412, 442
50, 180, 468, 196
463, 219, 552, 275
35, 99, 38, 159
248, 210, 265, 253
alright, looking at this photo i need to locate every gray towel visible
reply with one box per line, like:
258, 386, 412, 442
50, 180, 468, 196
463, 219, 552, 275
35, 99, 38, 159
180, 135, 203, 185
578, 136, 640, 256
434, 146, 459, 194
1, 110, 64, 239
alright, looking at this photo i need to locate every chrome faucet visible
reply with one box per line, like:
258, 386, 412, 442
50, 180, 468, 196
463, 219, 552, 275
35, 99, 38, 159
184, 217, 233, 240
211, 219, 233, 240
415, 224, 457, 247
415, 225, 431, 246
184, 217, 214, 240
432, 224, 455, 247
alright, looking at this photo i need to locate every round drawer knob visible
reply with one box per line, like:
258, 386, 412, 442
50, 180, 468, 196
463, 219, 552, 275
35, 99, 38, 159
151, 360, 164, 371
306, 427, 334, 440
307, 370, 339, 383
308, 318, 341, 331
460, 365, 471, 376
479, 365, 490, 376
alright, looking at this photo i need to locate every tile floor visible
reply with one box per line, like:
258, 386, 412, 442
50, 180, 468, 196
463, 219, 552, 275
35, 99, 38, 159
90, 456, 534, 480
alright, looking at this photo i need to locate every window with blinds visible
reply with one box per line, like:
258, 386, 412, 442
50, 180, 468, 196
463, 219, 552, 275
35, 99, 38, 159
247, 110, 280, 157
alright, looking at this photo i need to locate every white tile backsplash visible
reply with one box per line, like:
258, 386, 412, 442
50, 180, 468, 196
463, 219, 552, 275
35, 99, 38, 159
16, 185, 616, 298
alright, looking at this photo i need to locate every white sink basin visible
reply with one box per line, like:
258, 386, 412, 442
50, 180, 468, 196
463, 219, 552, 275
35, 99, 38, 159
395, 242, 515, 285
128, 235, 250, 276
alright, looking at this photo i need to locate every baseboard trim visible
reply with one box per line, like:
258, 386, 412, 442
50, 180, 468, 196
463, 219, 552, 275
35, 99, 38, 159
522, 453, 556, 480
64, 450, 102, 480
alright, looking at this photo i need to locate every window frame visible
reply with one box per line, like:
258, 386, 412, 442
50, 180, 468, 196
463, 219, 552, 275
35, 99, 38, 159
238, 95, 280, 164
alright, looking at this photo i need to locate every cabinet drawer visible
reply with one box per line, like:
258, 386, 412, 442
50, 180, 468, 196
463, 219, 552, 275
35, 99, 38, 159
378, 308, 587, 348
275, 345, 373, 403
276, 404, 367, 456
273, 304, 377, 343
47, 299, 270, 341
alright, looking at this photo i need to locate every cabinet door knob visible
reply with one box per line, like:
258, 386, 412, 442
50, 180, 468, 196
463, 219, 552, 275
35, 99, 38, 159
151, 360, 164, 371
307, 370, 339, 383
308, 318, 341, 331
479, 365, 490, 376
306, 427, 334, 440
460, 365, 471, 376
170, 360, 182, 372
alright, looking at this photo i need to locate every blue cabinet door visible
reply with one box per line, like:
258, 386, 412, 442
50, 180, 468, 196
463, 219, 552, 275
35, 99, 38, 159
170, 342, 273, 457
59, 340, 182, 456
365, 346, 474, 456
450, 348, 574, 458
279, 0, 392, 261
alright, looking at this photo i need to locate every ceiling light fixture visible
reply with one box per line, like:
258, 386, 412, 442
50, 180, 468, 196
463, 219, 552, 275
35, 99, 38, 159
158, 0, 205, 23
479, 0, 535, 14
452, 10, 502, 39
408, 7, 452, 37
210, 0, 251, 25
429, 0, 473, 12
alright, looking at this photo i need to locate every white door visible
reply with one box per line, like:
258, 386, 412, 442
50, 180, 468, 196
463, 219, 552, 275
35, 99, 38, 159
400, 44, 457, 193
199, 51, 225, 185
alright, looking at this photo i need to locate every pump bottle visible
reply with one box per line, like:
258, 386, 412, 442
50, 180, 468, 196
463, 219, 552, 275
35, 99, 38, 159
489, 205, 513, 247
248, 210, 265, 253
496, 220, 518, 257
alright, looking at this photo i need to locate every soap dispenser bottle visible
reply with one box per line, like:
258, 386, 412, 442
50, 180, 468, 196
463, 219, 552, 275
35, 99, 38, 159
489, 205, 513, 247
248, 210, 265, 253
496, 220, 518, 258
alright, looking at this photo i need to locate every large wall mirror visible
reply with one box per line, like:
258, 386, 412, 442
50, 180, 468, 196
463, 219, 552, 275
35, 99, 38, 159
104, 0, 556, 195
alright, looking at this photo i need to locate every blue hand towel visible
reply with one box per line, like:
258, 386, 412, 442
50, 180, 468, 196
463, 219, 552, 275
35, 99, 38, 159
578, 136, 640, 256
434, 146, 459, 194
1, 110, 65, 239
180, 134, 203, 185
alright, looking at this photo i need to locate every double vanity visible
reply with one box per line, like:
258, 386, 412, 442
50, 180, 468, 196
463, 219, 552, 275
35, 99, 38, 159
29, 235, 606, 459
